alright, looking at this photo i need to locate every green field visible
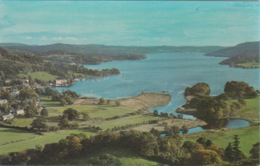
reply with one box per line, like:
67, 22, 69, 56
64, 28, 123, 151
96, 115, 162, 130
40, 96, 60, 107
64, 147, 160, 166
47, 105, 136, 119
235, 62, 260, 68
0, 129, 93, 154
227, 97, 260, 123
18, 71, 57, 82
185, 125, 259, 156
0, 127, 37, 146
10, 118, 34, 128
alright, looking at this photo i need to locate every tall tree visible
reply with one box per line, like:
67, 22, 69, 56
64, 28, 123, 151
63, 108, 79, 121
224, 143, 234, 162
232, 135, 246, 162
40, 108, 48, 117
31, 118, 48, 131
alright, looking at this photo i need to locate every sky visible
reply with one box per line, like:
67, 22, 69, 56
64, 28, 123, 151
0, 1, 259, 46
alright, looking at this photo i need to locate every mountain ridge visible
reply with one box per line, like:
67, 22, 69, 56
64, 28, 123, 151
205, 41, 260, 68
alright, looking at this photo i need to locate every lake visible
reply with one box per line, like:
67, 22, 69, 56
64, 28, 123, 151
54, 52, 259, 129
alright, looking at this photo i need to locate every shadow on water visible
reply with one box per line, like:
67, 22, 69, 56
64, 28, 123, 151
189, 118, 250, 135
202, 119, 229, 129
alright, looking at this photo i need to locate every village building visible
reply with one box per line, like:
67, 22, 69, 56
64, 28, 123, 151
0, 99, 8, 104
1, 113, 14, 121
55, 79, 68, 86
15, 109, 25, 116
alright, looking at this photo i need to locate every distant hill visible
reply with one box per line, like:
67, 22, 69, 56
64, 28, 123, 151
0, 47, 120, 80
0, 43, 223, 55
0, 43, 224, 65
205, 41, 260, 57
205, 41, 260, 68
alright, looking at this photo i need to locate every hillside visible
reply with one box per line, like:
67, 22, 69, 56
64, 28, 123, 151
0, 47, 119, 80
205, 41, 259, 57
0, 43, 223, 65
205, 41, 260, 68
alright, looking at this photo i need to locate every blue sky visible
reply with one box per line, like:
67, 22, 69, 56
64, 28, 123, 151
0, 1, 259, 46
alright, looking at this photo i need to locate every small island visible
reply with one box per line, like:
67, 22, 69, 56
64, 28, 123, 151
177, 81, 259, 128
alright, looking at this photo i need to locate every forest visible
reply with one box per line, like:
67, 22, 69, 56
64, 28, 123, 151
0, 47, 120, 80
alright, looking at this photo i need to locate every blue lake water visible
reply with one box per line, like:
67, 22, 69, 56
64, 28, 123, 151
187, 119, 251, 134
54, 52, 259, 130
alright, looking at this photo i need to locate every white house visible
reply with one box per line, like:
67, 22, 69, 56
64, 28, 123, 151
1, 113, 14, 121
16, 109, 25, 116
55, 79, 68, 86
0, 99, 8, 104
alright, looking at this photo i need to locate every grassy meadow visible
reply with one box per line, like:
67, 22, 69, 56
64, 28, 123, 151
0, 127, 37, 146
235, 62, 260, 68
228, 96, 260, 123
0, 129, 93, 154
18, 71, 57, 82
185, 125, 259, 156
96, 115, 162, 130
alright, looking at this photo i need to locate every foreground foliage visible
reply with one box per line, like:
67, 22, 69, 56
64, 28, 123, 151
0, 130, 258, 166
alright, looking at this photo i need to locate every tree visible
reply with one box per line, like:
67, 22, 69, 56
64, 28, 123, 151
0, 88, 12, 101
18, 88, 39, 100
188, 149, 223, 165
150, 128, 160, 137
225, 135, 246, 162
40, 108, 48, 117
225, 143, 234, 162
197, 137, 207, 146
64, 135, 83, 156
63, 108, 79, 121
88, 154, 121, 166
224, 81, 257, 99
106, 99, 110, 105
250, 142, 260, 159
24, 103, 38, 117
177, 114, 183, 119
205, 140, 213, 147
232, 135, 246, 161
60, 98, 68, 106
31, 118, 48, 131
182, 141, 204, 153
115, 101, 120, 107
44, 87, 55, 96
62, 90, 78, 99
184, 82, 211, 96
181, 125, 188, 135
99, 98, 105, 105
153, 110, 159, 116
58, 114, 70, 129
171, 126, 180, 135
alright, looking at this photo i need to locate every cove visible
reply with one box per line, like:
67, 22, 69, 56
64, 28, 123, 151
54, 52, 259, 130
187, 119, 250, 134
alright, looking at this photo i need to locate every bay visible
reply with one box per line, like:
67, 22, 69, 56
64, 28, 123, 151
54, 52, 259, 117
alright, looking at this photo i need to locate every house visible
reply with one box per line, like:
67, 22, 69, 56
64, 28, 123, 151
16, 109, 25, 116
0, 99, 8, 104
55, 79, 68, 86
1, 113, 14, 121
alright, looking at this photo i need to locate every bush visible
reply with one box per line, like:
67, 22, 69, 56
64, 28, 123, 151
88, 154, 122, 166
